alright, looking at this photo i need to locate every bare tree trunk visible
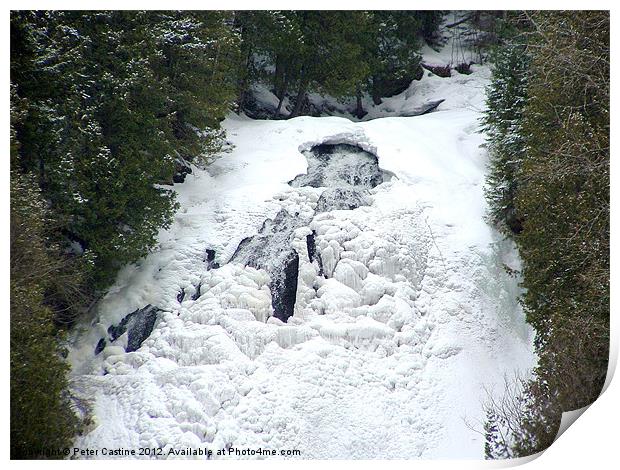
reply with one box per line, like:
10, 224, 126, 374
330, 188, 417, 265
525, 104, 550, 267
237, 45, 253, 108
371, 78, 382, 105
273, 54, 285, 98
290, 66, 308, 118
355, 85, 366, 119
274, 71, 290, 118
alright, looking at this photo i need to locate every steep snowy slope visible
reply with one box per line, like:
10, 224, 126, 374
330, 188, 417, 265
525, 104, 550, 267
68, 55, 535, 458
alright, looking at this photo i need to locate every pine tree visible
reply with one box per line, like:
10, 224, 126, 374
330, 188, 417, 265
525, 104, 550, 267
234, 11, 303, 116
11, 11, 240, 287
481, 41, 530, 234
235, 11, 438, 118
516, 11, 609, 409
365, 11, 426, 106
148, 11, 240, 160
481, 11, 609, 457
10, 87, 79, 459
287, 11, 372, 117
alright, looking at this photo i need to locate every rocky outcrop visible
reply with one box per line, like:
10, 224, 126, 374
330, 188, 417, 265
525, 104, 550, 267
96, 305, 160, 354
269, 250, 300, 322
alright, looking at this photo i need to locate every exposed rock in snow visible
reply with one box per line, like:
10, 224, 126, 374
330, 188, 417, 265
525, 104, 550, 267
269, 249, 299, 322
401, 98, 446, 117
172, 157, 193, 184
290, 143, 386, 189
315, 187, 370, 212
105, 305, 161, 354
203, 248, 220, 270
225, 143, 390, 323
229, 209, 307, 323
94, 338, 106, 355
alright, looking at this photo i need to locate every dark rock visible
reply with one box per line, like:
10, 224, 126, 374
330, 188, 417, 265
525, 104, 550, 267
421, 63, 452, 78
306, 231, 325, 277
230, 209, 303, 270
191, 283, 202, 301
230, 236, 258, 266
400, 99, 445, 117
307, 232, 317, 263
204, 248, 219, 270
94, 338, 106, 355
270, 250, 300, 322
173, 172, 187, 184
107, 305, 160, 353
173, 158, 192, 184
455, 62, 473, 75
230, 211, 305, 323
177, 288, 185, 303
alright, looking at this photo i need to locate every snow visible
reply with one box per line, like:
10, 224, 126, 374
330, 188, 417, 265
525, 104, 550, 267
67, 33, 536, 460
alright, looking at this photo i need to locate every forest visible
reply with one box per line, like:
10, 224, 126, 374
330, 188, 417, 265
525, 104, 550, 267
10, 10, 609, 460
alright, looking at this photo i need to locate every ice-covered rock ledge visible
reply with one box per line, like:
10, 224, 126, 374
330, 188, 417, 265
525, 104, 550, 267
68, 64, 535, 459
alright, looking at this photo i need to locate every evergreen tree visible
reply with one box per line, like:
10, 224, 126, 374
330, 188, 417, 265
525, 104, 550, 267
234, 11, 303, 116
287, 11, 371, 117
10, 87, 79, 459
517, 10, 609, 409
10, 170, 80, 459
481, 41, 530, 234
365, 11, 426, 106
235, 11, 441, 118
11, 11, 239, 287
149, 11, 240, 159
482, 11, 609, 457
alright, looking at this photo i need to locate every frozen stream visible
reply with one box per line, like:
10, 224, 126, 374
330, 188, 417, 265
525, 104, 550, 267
68, 63, 535, 459
230, 143, 389, 322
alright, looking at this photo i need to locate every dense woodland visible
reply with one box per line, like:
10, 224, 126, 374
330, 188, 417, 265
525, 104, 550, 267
10, 10, 609, 460
481, 11, 609, 458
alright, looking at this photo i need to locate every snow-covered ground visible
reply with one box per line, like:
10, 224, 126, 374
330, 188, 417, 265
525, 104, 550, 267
68, 32, 535, 459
